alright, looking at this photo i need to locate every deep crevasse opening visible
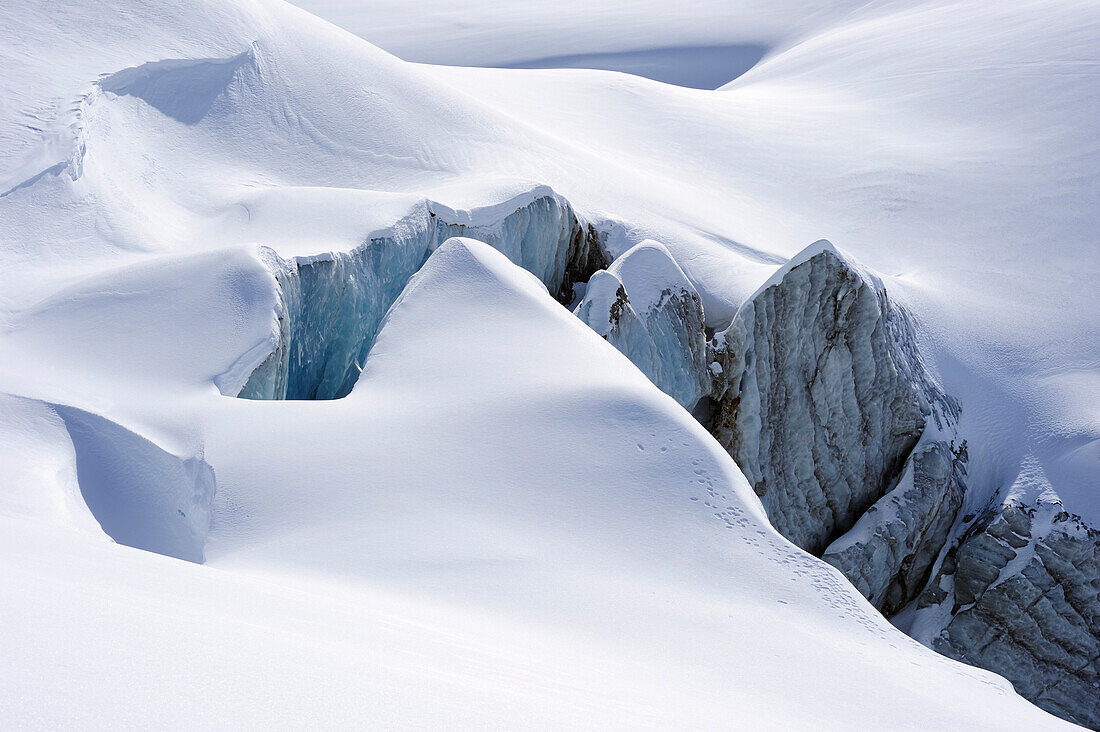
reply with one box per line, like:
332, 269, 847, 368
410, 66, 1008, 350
238, 192, 606, 400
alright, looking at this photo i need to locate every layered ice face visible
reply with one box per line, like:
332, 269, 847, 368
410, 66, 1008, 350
238, 192, 606, 400
709, 242, 944, 555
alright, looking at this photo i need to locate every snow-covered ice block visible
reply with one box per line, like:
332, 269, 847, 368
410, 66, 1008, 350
575, 240, 710, 410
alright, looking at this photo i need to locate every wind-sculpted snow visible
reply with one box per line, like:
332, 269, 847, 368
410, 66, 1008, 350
908, 498, 1100, 728
55, 405, 215, 563
1, 0, 1096, 726
575, 240, 710, 410
98, 50, 254, 125
238, 192, 605, 400
709, 241, 942, 555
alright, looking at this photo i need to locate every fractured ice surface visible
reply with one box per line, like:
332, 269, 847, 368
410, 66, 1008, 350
702, 238, 971, 617
909, 496, 1100, 728
822, 435, 969, 615
702, 238, 1099, 724
574, 240, 710, 410
235, 195, 1100, 724
709, 240, 943, 555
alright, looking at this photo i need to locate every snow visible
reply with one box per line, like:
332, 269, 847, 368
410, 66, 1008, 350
1, 0, 1096, 726
0, 237, 1065, 727
409, 1, 1100, 524
287, 0, 867, 83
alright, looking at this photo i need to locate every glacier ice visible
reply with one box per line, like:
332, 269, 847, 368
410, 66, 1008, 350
700, 238, 1099, 725
910, 497, 1100, 728
239, 191, 606, 400
574, 240, 710, 410
708, 240, 943, 555
234, 195, 1100, 727
822, 435, 969, 615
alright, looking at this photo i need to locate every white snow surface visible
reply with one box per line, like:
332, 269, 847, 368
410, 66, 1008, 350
288, 0, 868, 86
582, 239, 694, 336
0, 0, 1096, 727
0, 234, 1063, 728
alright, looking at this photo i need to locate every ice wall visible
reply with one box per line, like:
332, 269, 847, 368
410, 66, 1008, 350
234, 192, 1100, 726
709, 241, 941, 555
239, 192, 606, 400
822, 436, 969, 615
910, 497, 1100, 728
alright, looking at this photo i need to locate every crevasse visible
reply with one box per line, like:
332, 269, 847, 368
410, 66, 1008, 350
238, 192, 605, 400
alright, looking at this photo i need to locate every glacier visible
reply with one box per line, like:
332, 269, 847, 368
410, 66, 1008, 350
908, 496, 1100, 728
238, 191, 606, 400
2, 0, 1097, 727
707, 241, 948, 555
229, 183, 1100, 726
822, 434, 969, 616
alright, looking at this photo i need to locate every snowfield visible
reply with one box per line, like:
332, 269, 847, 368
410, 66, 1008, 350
1, 0, 1096, 728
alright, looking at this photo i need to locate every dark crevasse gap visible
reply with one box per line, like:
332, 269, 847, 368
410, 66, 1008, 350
238, 191, 606, 400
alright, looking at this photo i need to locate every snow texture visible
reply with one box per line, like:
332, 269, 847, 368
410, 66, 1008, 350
1, 0, 1096, 727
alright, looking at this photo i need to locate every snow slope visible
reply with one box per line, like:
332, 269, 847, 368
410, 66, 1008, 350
0, 235, 1064, 727
0, 0, 1095, 726
288, 0, 868, 87
410, 0, 1100, 525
